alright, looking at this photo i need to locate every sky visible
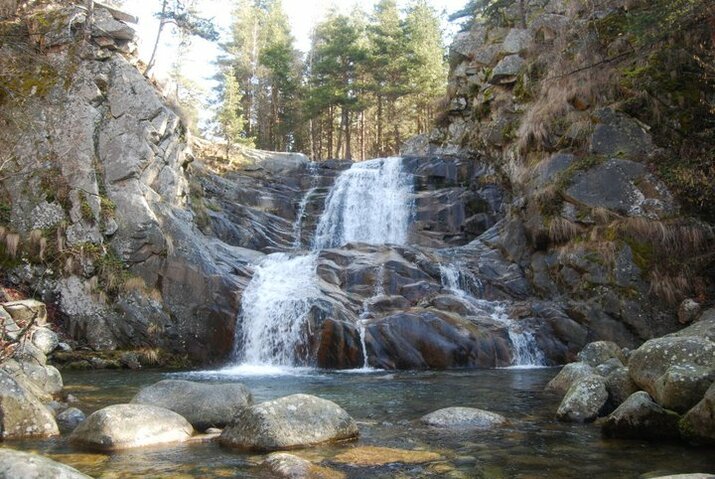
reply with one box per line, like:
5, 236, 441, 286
120, 0, 466, 124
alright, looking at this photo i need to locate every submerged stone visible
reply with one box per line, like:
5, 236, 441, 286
332, 446, 442, 466
421, 406, 508, 429
0, 449, 92, 479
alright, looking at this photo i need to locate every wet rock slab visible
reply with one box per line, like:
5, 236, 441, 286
421, 406, 508, 429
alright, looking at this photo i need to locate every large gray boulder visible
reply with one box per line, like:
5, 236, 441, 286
131, 379, 253, 431
679, 383, 715, 445
577, 341, 626, 367
556, 375, 608, 422
219, 394, 358, 451
602, 391, 680, 440
70, 404, 194, 450
628, 336, 714, 402
0, 449, 92, 479
653, 365, 714, 413
0, 370, 59, 439
420, 407, 508, 429
589, 108, 654, 158
545, 362, 596, 394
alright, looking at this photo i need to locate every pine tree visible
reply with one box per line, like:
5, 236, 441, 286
216, 68, 250, 155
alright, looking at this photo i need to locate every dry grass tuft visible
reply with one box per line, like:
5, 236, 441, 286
122, 276, 147, 294
548, 217, 583, 244
5, 232, 20, 259
649, 267, 691, 306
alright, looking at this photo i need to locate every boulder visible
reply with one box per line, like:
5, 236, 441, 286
595, 358, 624, 377
602, 391, 680, 440
0, 449, 92, 479
556, 375, 608, 422
605, 367, 640, 406
2, 300, 47, 326
545, 362, 596, 394
31, 328, 59, 355
131, 380, 252, 431
577, 341, 626, 367
653, 365, 714, 413
678, 299, 701, 325
0, 370, 59, 439
420, 407, 507, 429
219, 394, 358, 451
70, 404, 194, 450
679, 383, 715, 445
56, 407, 86, 434
628, 336, 715, 400
489, 55, 525, 84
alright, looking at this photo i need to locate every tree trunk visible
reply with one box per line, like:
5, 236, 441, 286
344, 108, 352, 160
327, 106, 334, 159
145, 0, 168, 76
377, 95, 383, 156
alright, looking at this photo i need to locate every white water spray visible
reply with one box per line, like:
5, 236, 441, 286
314, 157, 413, 249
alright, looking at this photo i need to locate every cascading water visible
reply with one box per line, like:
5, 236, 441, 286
292, 162, 319, 250
314, 157, 413, 249
439, 263, 546, 367
231, 157, 414, 369
236, 253, 320, 366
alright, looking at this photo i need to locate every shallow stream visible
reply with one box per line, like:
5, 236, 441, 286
5, 367, 713, 478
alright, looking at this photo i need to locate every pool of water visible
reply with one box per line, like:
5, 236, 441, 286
4, 367, 713, 478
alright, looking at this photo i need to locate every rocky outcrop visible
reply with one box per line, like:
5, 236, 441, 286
0, 449, 92, 479
70, 404, 194, 450
219, 394, 358, 451
131, 379, 252, 431
420, 407, 508, 429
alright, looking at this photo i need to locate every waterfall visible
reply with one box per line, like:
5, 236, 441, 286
314, 157, 413, 249
232, 157, 413, 368
292, 162, 319, 250
439, 263, 546, 367
236, 253, 320, 366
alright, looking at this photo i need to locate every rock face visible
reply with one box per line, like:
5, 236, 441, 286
70, 404, 194, 450
131, 379, 253, 431
219, 394, 358, 451
556, 375, 608, 422
0, 449, 92, 479
602, 392, 681, 440
420, 407, 507, 429
0, 370, 59, 439
576, 341, 625, 367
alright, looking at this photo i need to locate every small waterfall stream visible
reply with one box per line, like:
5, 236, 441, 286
439, 264, 546, 367
232, 157, 413, 369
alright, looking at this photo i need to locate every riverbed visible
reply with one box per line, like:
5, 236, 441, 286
5, 367, 713, 478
